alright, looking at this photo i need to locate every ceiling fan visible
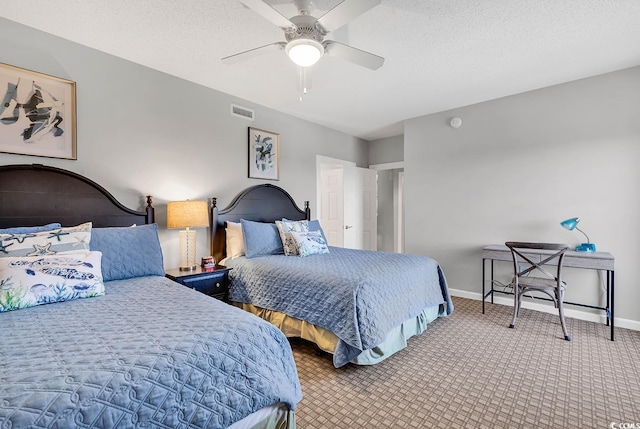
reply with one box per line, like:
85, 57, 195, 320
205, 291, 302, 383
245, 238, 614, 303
222, 0, 384, 70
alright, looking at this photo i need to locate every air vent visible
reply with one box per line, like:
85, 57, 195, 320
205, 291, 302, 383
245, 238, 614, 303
231, 104, 255, 121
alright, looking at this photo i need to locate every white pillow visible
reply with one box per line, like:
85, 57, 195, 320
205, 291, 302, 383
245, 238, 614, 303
0, 251, 105, 313
225, 221, 245, 259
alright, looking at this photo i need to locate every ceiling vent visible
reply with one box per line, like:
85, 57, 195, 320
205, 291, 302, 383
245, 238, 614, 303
231, 104, 255, 121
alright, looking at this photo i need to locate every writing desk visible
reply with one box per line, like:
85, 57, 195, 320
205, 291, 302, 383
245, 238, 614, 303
482, 244, 615, 340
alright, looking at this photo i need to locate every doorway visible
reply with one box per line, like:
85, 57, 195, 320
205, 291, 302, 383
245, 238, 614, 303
370, 162, 405, 253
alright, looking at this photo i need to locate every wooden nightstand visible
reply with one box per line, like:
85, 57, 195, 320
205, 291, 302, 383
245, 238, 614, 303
165, 265, 232, 302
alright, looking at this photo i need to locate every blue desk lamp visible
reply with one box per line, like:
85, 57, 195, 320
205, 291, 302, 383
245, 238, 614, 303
560, 217, 596, 252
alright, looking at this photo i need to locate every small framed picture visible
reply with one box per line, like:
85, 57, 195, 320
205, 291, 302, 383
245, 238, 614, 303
0, 62, 77, 160
248, 127, 279, 180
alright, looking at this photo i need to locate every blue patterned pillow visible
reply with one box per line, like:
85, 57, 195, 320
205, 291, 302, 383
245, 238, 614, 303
241, 219, 284, 258
307, 220, 328, 244
0, 223, 61, 234
283, 218, 328, 246
90, 224, 164, 281
0, 222, 91, 258
0, 251, 105, 313
290, 230, 330, 257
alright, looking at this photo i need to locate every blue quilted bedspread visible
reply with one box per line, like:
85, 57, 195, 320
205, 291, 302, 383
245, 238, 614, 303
0, 276, 302, 428
226, 247, 453, 367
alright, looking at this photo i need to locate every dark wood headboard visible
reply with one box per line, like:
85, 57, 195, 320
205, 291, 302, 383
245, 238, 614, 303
210, 184, 310, 263
0, 164, 154, 228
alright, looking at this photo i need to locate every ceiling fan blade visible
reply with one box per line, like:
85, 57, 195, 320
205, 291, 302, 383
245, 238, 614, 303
316, 0, 381, 33
239, 0, 295, 29
323, 40, 384, 70
222, 42, 286, 64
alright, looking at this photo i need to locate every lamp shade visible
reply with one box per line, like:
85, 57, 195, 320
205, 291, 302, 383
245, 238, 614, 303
560, 217, 596, 252
285, 39, 324, 67
167, 200, 208, 229
560, 217, 579, 231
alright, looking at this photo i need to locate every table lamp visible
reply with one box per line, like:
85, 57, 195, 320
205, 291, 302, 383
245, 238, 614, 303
167, 200, 209, 271
560, 217, 596, 252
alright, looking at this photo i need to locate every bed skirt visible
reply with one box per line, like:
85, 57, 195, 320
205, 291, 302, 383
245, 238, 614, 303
227, 403, 295, 429
233, 301, 447, 365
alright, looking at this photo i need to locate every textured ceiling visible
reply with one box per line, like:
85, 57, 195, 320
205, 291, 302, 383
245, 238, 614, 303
1, 0, 639, 140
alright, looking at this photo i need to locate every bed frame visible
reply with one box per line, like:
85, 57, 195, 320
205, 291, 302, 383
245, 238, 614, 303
0, 164, 154, 228
210, 184, 310, 263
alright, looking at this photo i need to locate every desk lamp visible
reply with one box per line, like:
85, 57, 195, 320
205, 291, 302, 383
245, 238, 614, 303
167, 200, 209, 271
560, 217, 596, 252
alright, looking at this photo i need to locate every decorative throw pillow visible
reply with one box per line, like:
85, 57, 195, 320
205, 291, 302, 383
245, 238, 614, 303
0, 251, 105, 313
0, 223, 62, 234
282, 218, 329, 247
290, 230, 330, 257
90, 224, 164, 281
0, 222, 92, 258
275, 220, 309, 255
240, 219, 284, 258
307, 220, 329, 245
225, 221, 245, 259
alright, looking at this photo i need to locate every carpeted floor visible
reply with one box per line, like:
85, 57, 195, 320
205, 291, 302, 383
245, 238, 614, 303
290, 296, 640, 428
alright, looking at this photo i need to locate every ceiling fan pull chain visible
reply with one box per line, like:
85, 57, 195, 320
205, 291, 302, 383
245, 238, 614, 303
296, 66, 312, 100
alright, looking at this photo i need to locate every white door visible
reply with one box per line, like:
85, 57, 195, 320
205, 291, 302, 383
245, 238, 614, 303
320, 166, 345, 246
319, 163, 377, 250
343, 166, 377, 250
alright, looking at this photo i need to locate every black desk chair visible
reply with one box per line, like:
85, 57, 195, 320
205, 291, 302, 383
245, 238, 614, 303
505, 242, 572, 341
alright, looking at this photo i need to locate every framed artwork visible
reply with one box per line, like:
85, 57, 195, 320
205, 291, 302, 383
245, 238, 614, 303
0, 62, 77, 160
248, 127, 279, 180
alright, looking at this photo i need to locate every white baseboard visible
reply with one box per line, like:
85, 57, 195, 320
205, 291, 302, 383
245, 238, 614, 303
449, 288, 640, 332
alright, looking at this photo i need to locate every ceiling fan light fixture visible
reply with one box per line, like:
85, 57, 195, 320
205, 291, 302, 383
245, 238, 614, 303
285, 38, 324, 67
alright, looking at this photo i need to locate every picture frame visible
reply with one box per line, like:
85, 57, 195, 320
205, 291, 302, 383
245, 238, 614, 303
0, 62, 77, 160
248, 127, 279, 180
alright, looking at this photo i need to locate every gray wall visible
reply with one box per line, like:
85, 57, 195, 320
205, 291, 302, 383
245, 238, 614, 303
368, 135, 403, 166
0, 18, 368, 268
405, 66, 640, 327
